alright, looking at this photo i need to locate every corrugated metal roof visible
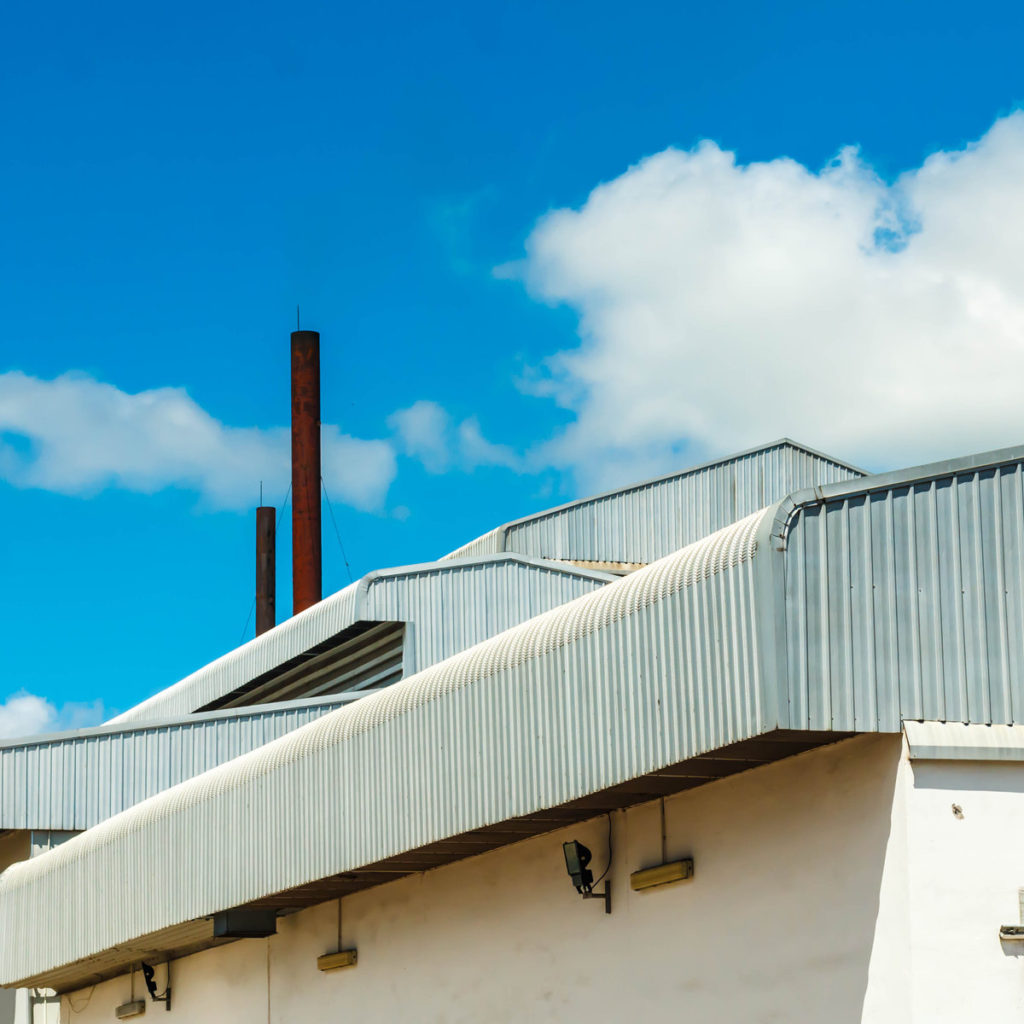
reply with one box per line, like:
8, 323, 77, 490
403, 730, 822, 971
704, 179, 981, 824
0, 510, 769, 988
10, 441, 1024, 990
0, 693, 374, 831
769, 443, 1024, 733
903, 721, 1024, 760
443, 438, 864, 564
111, 555, 613, 724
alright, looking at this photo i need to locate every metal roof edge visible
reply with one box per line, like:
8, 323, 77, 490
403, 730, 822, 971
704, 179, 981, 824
0, 692, 376, 752
904, 721, 1024, 761
768, 442, 1024, 550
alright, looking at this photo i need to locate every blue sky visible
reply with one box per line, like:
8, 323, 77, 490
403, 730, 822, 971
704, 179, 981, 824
3, 0, 1024, 728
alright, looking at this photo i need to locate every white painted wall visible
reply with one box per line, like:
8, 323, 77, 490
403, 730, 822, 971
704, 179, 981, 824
55, 734, 1024, 1023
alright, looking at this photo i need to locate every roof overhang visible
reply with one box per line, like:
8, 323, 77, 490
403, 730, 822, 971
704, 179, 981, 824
0, 509, 776, 990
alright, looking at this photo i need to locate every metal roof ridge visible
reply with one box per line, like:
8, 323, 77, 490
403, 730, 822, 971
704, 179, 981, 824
443, 437, 865, 558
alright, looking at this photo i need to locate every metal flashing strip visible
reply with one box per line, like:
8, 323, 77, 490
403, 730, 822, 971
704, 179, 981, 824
904, 722, 1024, 761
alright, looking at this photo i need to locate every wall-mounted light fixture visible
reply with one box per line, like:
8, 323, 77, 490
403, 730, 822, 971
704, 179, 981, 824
317, 896, 358, 972
140, 962, 171, 1012
629, 796, 695, 893
630, 858, 694, 892
317, 950, 358, 972
563, 838, 611, 913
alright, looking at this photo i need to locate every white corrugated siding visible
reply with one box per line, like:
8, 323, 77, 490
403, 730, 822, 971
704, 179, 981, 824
443, 440, 862, 563
0, 510, 767, 987
0, 696, 363, 831
111, 557, 612, 725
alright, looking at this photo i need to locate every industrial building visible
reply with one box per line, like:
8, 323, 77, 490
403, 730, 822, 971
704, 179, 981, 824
2, 335, 1024, 1021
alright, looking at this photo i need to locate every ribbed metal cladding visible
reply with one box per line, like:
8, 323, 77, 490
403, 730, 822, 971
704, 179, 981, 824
0, 695, 366, 831
777, 449, 1024, 732
111, 556, 613, 724
443, 439, 862, 564
0, 511, 767, 987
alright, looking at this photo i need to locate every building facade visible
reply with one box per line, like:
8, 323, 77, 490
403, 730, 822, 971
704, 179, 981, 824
3, 439, 1024, 1022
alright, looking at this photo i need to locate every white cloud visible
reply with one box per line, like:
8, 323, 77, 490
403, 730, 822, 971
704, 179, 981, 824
388, 400, 452, 473
389, 400, 522, 473
0, 691, 106, 740
457, 417, 521, 470
0, 371, 397, 511
513, 112, 1024, 486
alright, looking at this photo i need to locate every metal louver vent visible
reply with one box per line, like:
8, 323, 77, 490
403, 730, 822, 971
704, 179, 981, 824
201, 622, 405, 711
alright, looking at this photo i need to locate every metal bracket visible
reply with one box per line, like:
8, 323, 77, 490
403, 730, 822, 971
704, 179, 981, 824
582, 883, 611, 914
141, 962, 171, 1012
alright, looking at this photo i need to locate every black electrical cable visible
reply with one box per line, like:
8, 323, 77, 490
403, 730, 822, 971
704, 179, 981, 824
591, 812, 613, 886
321, 476, 355, 584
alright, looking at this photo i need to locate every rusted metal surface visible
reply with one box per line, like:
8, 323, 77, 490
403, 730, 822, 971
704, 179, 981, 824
255, 505, 276, 636
291, 330, 322, 615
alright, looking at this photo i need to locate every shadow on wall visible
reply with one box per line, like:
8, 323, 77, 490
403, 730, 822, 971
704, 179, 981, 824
600, 733, 904, 1024
272, 733, 905, 1024
52, 734, 905, 1024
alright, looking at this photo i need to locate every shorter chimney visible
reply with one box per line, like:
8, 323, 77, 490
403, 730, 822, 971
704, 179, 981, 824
256, 505, 276, 635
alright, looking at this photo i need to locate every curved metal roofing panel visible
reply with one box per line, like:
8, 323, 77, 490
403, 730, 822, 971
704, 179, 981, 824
0, 510, 768, 988
443, 439, 863, 565
111, 556, 614, 725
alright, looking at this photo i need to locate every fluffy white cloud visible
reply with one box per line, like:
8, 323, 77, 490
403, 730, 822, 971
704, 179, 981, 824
388, 400, 452, 473
0, 371, 397, 511
457, 417, 521, 470
513, 112, 1024, 486
0, 691, 106, 740
388, 400, 521, 472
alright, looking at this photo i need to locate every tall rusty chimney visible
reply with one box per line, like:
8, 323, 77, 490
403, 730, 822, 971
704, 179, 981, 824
255, 505, 276, 635
291, 329, 322, 614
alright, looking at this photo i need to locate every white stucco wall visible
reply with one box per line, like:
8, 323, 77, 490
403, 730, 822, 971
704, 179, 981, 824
55, 733, 1024, 1023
